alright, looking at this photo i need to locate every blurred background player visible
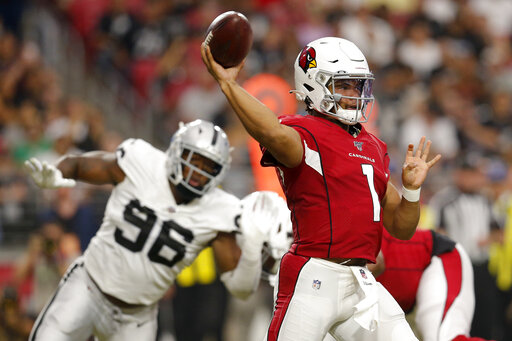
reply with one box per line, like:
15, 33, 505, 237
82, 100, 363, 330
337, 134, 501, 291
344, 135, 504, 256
202, 35, 441, 340
259, 192, 294, 288
368, 229, 492, 341
23, 119, 281, 341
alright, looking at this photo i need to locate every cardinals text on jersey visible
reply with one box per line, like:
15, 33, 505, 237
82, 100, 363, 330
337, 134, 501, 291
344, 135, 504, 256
261, 114, 390, 262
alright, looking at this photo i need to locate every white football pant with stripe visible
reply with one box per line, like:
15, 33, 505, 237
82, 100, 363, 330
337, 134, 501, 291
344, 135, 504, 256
29, 258, 158, 341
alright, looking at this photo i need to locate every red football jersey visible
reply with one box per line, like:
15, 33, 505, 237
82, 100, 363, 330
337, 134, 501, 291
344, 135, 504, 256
261, 114, 390, 261
378, 230, 433, 312
378, 229, 457, 312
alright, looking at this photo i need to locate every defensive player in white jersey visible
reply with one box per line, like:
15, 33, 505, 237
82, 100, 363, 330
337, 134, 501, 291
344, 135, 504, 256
24, 119, 280, 341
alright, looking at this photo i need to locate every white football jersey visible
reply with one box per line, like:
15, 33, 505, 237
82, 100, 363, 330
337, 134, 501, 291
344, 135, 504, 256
84, 139, 241, 305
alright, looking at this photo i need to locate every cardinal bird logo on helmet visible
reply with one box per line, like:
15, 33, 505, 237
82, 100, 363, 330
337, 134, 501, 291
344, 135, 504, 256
298, 46, 317, 73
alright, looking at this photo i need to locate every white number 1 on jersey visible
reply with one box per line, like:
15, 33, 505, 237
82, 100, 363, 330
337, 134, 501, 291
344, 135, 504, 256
362, 164, 381, 222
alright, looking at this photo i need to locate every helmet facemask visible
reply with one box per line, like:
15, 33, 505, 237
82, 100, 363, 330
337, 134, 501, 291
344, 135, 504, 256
177, 148, 223, 195
317, 72, 374, 125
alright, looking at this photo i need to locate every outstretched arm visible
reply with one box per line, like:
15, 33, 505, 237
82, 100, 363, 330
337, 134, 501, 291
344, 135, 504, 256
57, 151, 125, 185
24, 151, 125, 188
382, 137, 442, 240
211, 232, 241, 274
212, 232, 261, 300
201, 43, 303, 168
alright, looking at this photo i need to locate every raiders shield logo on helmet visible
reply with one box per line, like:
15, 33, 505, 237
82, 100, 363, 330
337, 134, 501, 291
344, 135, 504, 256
298, 46, 317, 73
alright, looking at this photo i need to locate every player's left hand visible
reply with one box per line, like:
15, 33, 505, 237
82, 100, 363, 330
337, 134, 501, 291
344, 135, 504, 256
402, 136, 441, 189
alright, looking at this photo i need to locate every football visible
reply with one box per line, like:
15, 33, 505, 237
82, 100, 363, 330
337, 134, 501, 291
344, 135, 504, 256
205, 11, 253, 68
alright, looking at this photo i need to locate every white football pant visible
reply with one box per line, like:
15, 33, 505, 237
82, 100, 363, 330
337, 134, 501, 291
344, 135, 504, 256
415, 244, 475, 341
266, 255, 418, 341
29, 258, 158, 341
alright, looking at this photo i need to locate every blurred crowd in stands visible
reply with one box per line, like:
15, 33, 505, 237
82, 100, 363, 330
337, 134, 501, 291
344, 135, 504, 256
0, 0, 512, 340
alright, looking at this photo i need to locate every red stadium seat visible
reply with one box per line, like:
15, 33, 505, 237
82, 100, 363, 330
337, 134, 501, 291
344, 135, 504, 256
130, 58, 158, 98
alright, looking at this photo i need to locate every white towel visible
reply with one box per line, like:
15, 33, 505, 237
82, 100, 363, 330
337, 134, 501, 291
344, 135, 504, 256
350, 266, 379, 331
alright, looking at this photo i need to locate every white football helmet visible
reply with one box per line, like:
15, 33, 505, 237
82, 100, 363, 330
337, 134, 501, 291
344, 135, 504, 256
292, 37, 375, 125
259, 193, 293, 286
166, 120, 231, 198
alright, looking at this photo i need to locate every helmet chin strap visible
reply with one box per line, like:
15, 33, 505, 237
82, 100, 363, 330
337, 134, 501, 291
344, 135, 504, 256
289, 89, 307, 102
331, 94, 363, 125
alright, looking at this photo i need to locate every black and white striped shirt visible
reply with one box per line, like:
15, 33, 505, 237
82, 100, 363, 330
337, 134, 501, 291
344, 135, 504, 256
429, 187, 500, 264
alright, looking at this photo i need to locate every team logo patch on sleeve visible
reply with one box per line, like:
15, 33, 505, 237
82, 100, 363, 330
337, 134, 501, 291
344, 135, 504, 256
312, 279, 322, 290
298, 46, 317, 73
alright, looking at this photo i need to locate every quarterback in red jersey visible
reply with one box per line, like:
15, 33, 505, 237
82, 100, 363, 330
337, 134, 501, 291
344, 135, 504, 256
202, 36, 441, 341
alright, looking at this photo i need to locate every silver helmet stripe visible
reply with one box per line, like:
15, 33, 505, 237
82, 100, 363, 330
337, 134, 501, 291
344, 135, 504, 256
211, 127, 218, 146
